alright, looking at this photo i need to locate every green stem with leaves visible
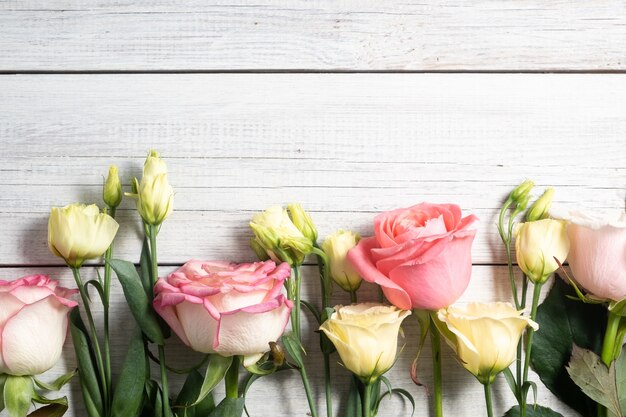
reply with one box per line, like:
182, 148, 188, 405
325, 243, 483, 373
148, 224, 170, 417
484, 383, 494, 417
293, 265, 302, 341
71, 267, 109, 416
430, 319, 443, 417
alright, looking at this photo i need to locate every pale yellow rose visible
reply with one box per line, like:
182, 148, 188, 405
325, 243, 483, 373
322, 230, 362, 292
250, 205, 313, 265
514, 218, 569, 284
103, 165, 122, 208
437, 302, 538, 384
48, 203, 119, 268
319, 303, 411, 383
132, 150, 174, 226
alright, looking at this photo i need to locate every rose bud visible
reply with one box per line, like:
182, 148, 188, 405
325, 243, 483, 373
322, 230, 362, 292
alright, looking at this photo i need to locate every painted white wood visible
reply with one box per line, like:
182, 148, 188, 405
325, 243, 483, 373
0, 74, 623, 416
0, 74, 623, 266
0, 266, 572, 417
1, 1, 626, 71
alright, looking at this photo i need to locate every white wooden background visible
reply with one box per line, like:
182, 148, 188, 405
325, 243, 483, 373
1, 2, 626, 416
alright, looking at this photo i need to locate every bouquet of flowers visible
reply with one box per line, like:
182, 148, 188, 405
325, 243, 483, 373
1, 151, 624, 417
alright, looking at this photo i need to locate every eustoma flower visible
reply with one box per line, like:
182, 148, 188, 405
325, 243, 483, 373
348, 203, 478, 311
153, 260, 293, 365
562, 211, 626, 301
0, 275, 77, 376
322, 230, 362, 293
320, 303, 410, 383
514, 218, 569, 284
48, 203, 119, 268
437, 302, 538, 384
131, 150, 174, 226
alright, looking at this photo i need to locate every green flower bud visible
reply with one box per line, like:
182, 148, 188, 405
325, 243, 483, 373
103, 165, 123, 208
287, 203, 318, 242
250, 237, 270, 261
510, 180, 534, 204
526, 187, 554, 222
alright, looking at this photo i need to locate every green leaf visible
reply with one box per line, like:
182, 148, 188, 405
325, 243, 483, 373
531, 278, 606, 416
69, 309, 103, 417
194, 355, 233, 407
109, 258, 164, 345
615, 344, 626, 412
300, 300, 321, 324
27, 403, 69, 417
34, 370, 76, 391
281, 334, 305, 368
174, 370, 216, 417
111, 327, 147, 417
567, 345, 621, 416
378, 387, 416, 417
4, 375, 34, 417
503, 405, 565, 416
208, 397, 244, 417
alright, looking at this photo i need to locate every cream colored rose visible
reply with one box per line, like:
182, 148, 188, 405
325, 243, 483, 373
438, 302, 538, 384
514, 219, 569, 284
322, 230, 362, 292
319, 303, 411, 383
132, 150, 174, 226
48, 203, 119, 268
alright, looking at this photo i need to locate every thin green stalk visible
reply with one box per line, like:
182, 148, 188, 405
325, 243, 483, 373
350, 290, 357, 304
312, 245, 334, 417
148, 224, 170, 416
158, 346, 170, 416
300, 364, 319, 417
484, 383, 494, 417
294, 265, 302, 341
71, 267, 109, 415
498, 198, 520, 310
362, 382, 373, 417
225, 356, 240, 399
430, 320, 443, 417
598, 312, 622, 417
324, 354, 333, 417
516, 275, 529, 400
523, 283, 543, 382
102, 206, 116, 407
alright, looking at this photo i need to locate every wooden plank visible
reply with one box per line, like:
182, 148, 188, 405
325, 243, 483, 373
0, 265, 573, 416
1, 1, 626, 71
0, 73, 623, 265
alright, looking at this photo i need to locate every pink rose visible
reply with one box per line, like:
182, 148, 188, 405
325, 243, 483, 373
153, 260, 293, 363
0, 275, 77, 376
562, 211, 626, 301
348, 203, 478, 310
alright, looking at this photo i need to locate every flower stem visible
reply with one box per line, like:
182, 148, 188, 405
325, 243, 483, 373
362, 382, 374, 417
324, 353, 333, 417
598, 311, 622, 417
293, 265, 302, 341
300, 364, 319, 417
350, 290, 357, 304
147, 224, 170, 416
430, 319, 443, 417
225, 356, 240, 399
523, 282, 542, 382
484, 383, 494, 417
516, 274, 529, 401
102, 206, 116, 409
71, 267, 109, 416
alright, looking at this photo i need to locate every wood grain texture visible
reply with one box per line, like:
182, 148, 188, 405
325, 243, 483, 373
1, 1, 626, 71
0, 74, 623, 267
0, 74, 623, 416
0, 266, 572, 416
